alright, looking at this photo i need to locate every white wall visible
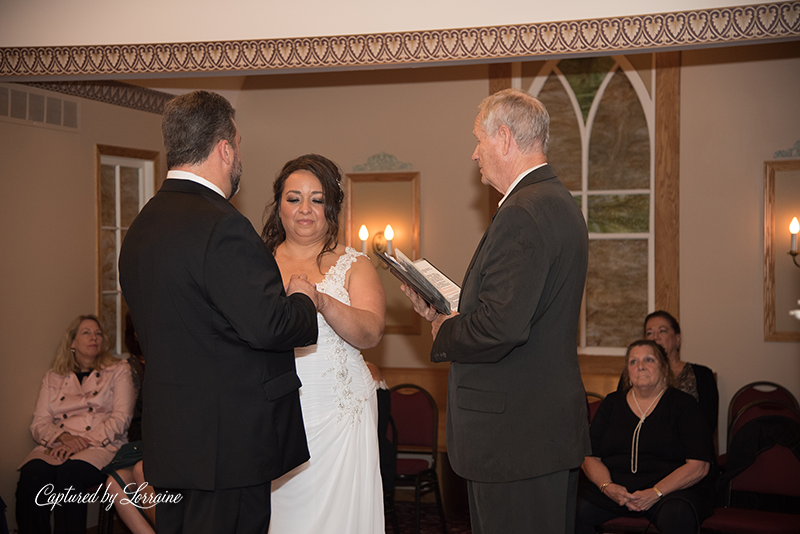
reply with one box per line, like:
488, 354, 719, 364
0, 0, 769, 47
680, 41, 800, 446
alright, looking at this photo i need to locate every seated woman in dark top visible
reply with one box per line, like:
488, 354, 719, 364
618, 311, 719, 432
104, 314, 155, 534
578, 340, 717, 534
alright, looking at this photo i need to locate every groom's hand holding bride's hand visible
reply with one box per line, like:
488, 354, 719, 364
287, 273, 327, 311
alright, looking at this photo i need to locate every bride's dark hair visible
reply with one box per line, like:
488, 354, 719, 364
261, 154, 345, 266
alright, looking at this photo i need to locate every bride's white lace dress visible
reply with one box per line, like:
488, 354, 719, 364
269, 248, 385, 534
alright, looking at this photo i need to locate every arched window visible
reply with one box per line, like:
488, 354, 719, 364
525, 55, 656, 353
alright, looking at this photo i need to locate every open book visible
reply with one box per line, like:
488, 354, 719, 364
378, 248, 460, 315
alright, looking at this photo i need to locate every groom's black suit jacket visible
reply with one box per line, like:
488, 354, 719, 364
119, 178, 318, 490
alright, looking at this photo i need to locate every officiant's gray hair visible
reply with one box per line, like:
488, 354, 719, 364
478, 89, 550, 155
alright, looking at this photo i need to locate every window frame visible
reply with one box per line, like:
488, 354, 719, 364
487, 52, 680, 357
528, 56, 655, 355
95, 144, 159, 355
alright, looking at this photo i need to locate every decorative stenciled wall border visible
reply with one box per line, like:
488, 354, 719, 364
1, 2, 798, 79
23, 80, 173, 114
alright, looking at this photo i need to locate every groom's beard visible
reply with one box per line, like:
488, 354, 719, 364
228, 152, 243, 199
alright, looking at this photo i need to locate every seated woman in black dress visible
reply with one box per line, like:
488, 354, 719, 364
577, 340, 717, 534
618, 311, 719, 432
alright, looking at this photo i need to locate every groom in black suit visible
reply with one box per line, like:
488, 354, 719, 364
404, 89, 590, 533
119, 91, 319, 533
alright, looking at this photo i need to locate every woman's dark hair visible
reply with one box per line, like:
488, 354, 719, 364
620, 339, 676, 391
261, 154, 344, 265
643, 310, 681, 335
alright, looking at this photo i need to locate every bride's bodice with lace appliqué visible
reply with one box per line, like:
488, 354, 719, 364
294, 247, 375, 427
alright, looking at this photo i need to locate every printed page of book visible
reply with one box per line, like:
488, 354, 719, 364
381, 249, 452, 315
412, 259, 460, 313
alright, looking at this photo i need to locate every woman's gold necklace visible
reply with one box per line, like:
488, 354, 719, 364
630, 385, 667, 473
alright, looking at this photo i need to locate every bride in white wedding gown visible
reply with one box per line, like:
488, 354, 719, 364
262, 154, 386, 534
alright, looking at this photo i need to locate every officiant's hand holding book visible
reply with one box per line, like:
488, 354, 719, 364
399, 280, 458, 341
377, 248, 460, 316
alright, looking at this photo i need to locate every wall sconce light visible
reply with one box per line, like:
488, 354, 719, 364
371, 224, 394, 256
384, 225, 394, 255
346, 171, 420, 335
359, 225, 369, 255
790, 217, 799, 268
359, 224, 395, 265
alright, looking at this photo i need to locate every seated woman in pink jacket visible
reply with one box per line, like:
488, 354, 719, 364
16, 314, 135, 534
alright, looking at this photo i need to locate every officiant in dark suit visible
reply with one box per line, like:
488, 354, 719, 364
403, 88, 590, 533
119, 90, 319, 534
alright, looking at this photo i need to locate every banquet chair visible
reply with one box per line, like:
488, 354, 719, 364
389, 383, 447, 534
701, 415, 800, 534
727, 400, 800, 448
377, 386, 400, 534
726, 382, 799, 444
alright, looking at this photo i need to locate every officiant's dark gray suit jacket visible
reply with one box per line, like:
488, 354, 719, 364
432, 164, 590, 482
119, 179, 318, 491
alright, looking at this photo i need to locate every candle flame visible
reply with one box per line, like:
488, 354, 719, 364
384, 225, 394, 240
791, 217, 799, 235
359, 225, 369, 240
